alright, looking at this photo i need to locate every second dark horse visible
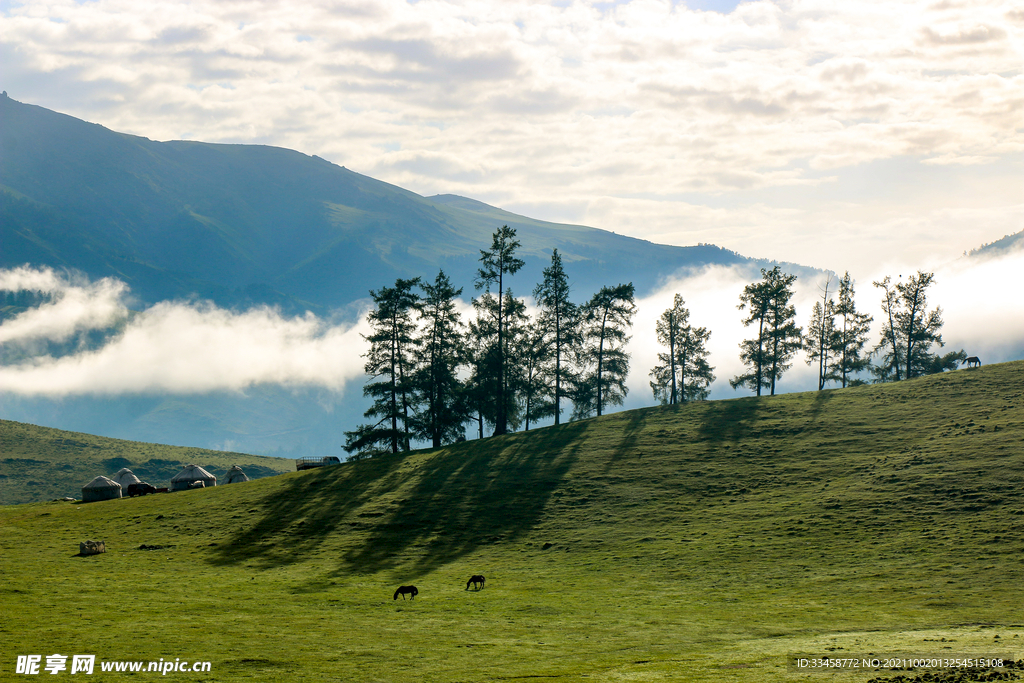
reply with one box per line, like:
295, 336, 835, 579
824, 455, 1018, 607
393, 585, 418, 600
466, 575, 485, 590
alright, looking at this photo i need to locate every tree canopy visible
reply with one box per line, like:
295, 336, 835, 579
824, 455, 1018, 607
650, 293, 715, 404
731, 266, 801, 396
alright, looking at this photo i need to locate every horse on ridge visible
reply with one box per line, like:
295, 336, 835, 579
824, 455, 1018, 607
466, 575, 485, 590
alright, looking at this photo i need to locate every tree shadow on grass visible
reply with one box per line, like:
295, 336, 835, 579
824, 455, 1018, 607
695, 397, 762, 443
605, 409, 648, 468
208, 451, 409, 570
209, 420, 590, 579
807, 388, 835, 424
340, 420, 589, 578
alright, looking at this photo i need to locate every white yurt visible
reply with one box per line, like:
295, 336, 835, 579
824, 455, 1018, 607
112, 467, 142, 491
82, 475, 122, 502
170, 464, 217, 491
224, 465, 249, 484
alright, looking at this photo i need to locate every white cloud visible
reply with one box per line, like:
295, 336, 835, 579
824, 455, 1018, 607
930, 248, 1024, 359
2, 252, 1022, 409
0, 268, 370, 396
0, 265, 76, 294
0, 266, 128, 343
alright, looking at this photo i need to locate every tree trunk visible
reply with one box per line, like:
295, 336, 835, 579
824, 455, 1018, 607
596, 309, 607, 416
755, 314, 765, 397
554, 310, 561, 426
495, 272, 506, 435
669, 314, 677, 405
390, 318, 399, 454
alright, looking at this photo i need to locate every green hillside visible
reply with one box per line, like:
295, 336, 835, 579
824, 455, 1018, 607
2, 363, 1023, 681
0, 419, 293, 505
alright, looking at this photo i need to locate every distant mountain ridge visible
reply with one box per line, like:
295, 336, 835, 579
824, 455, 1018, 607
0, 95, 808, 454
969, 230, 1024, 259
0, 95, 759, 313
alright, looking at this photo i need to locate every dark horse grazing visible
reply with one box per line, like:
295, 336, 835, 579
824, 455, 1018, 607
965, 356, 982, 368
393, 585, 418, 600
466, 575, 485, 590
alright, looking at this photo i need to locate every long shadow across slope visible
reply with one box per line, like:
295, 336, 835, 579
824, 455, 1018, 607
211, 421, 589, 577
341, 421, 589, 577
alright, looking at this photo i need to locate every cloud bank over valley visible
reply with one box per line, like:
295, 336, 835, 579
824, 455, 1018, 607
0, 267, 371, 396
3, 250, 1022, 414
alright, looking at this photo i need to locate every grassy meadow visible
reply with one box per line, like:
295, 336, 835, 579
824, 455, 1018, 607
2, 362, 1024, 681
0, 421, 294, 505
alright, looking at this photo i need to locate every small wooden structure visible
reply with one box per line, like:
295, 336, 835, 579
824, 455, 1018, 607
296, 456, 342, 472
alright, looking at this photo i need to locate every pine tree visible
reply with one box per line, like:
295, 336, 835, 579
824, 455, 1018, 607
500, 289, 531, 432
872, 275, 903, 382
803, 276, 839, 391
575, 283, 636, 418
343, 277, 421, 456
731, 266, 801, 396
474, 226, 525, 435
832, 271, 872, 387
533, 249, 581, 425
896, 271, 944, 379
520, 321, 554, 431
464, 320, 491, 441
413, 270, 468, 448
649, 294, 715, 404
872, 271, 946, 381
467, 288, 529, 434
730, 269, 773, 396
896, 271, 946, 378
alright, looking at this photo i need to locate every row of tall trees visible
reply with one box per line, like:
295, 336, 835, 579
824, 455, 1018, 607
345, 230, 961, 455
344, 226, 638, 457
729, 266, 958, 393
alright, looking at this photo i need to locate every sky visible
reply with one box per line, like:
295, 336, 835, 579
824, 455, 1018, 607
0, 0, 1023, 427
1, 0, 1021, 275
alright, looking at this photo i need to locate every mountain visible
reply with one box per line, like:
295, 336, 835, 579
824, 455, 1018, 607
0, 95, 801, 454
969, 229, 1024, 260
0, 96, 833, 454
2, 362, 1020, 679
0, 94, 762, 312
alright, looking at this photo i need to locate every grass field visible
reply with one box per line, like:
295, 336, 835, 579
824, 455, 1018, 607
0, 420, 294, 505
2, 362, 1023, 681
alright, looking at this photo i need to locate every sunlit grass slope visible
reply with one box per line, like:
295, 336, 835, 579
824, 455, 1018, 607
2, 363, 1023, 682
0, 420, 292, 504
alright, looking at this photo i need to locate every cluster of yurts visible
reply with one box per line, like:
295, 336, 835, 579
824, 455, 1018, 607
80, 464, 251, 502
